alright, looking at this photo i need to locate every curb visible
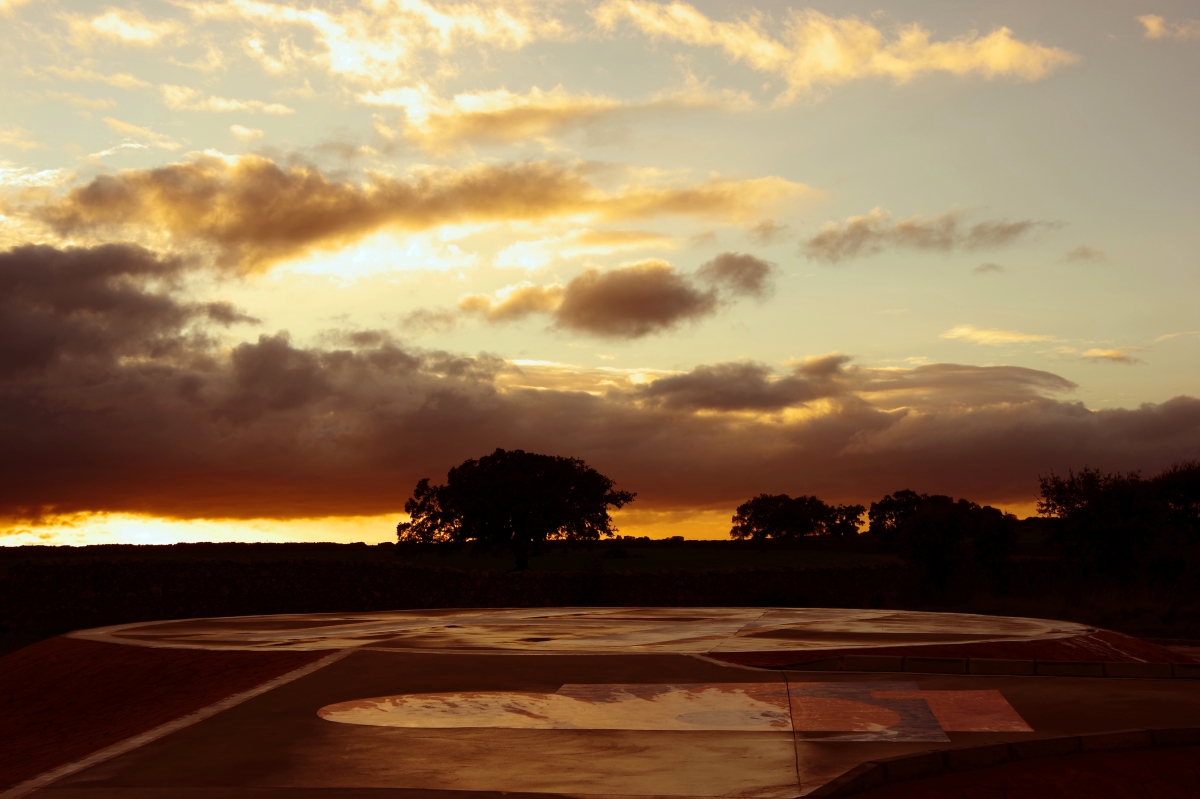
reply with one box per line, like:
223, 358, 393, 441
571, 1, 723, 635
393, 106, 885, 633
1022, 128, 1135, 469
805, 727, 1200, 796
785, 655, 1200, 680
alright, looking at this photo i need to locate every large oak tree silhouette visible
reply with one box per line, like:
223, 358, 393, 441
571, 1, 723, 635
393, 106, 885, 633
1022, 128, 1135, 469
397, 448, 635, 570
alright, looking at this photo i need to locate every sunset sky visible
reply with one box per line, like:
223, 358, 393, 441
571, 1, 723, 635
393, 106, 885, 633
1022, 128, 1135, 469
2, 0, 1199, 545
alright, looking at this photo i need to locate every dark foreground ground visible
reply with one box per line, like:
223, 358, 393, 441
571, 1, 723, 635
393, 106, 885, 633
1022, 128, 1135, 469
2, 538, 1198, 657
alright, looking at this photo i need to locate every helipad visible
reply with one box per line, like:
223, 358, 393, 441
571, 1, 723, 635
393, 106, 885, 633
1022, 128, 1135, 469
2, 608, 1198, 798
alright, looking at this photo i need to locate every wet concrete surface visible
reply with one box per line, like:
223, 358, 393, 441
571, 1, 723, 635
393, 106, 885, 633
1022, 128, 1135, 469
38, 649, 1200, 798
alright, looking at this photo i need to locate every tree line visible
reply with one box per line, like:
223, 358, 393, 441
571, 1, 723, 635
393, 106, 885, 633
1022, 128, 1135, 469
727, 460, 1200, 590
397, 448, 1199, 580
730, 490, 1018, 593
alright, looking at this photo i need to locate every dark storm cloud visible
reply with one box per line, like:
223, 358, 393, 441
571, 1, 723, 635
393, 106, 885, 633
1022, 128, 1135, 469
3, 244, 1200, 521
803, 208, 1054, 263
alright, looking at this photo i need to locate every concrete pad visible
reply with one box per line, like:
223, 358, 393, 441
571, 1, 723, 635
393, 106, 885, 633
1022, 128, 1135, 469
71, 608, 1095, 655
14, 609, 1200, 799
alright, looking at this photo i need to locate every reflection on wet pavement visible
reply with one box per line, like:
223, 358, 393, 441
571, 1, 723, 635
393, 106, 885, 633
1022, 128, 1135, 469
72, 607, 1093, 654
318, 680, 1031, 739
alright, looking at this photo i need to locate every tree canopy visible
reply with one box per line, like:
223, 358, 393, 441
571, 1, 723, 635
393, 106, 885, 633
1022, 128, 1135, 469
397, 448, 635, 569
858, 489, 1017, 592
1038, 461, 1200, 576
729, 493, 865, 541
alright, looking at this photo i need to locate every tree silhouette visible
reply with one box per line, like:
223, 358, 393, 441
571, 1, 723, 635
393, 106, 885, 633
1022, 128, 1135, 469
397, 448, 635, 570
872, 490, 1017, 593
867, 489, 925, 549
1039, 467, 1161, 576
729, 493, 864, 541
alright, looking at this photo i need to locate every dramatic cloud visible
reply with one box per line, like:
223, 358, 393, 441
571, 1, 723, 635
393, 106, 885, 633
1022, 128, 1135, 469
0, 244, 253, 378
1083, 348, 1142, 364
594, 2, 1077, 100
695, 252, 775, 299
803, 208, 1049, 263
1139, 15, 1200, 41
940, 325, 1057, 346
6, 254, 1195, 523
363, 82, 751, 151
1063, 245, 1105, 263
29, 155, 805, 271
462, 253, 772, 337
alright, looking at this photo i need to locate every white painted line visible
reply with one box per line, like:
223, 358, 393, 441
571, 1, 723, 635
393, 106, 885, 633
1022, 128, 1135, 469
0, 649, 353, 799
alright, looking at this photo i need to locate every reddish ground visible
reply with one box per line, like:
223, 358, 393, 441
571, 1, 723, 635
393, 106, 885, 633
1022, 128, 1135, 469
850, 745, 1200, 798
0, 636, 329, 790
713, 629, 1192, 669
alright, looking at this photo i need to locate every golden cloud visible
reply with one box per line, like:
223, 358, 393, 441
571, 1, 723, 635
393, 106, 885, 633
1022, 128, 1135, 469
230, 124, 265, 142
67, 8, 183, 47
494, 227, 674, 268
460, 282, 565, 322
0, 126, 46, 151
45, 65, 151, 89
30, 155, 808, 271
595, 1, 1077, 100
363, 80, 752, 150
45, 91, 117, 111
1139, 14, 1200, 41
160, 85, 294, 115
1082, 348, 1142, 364
363, 84, 621, 149
191, 0, 568, 87
102, 117, 181, 151
940, 325, 1058, 346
